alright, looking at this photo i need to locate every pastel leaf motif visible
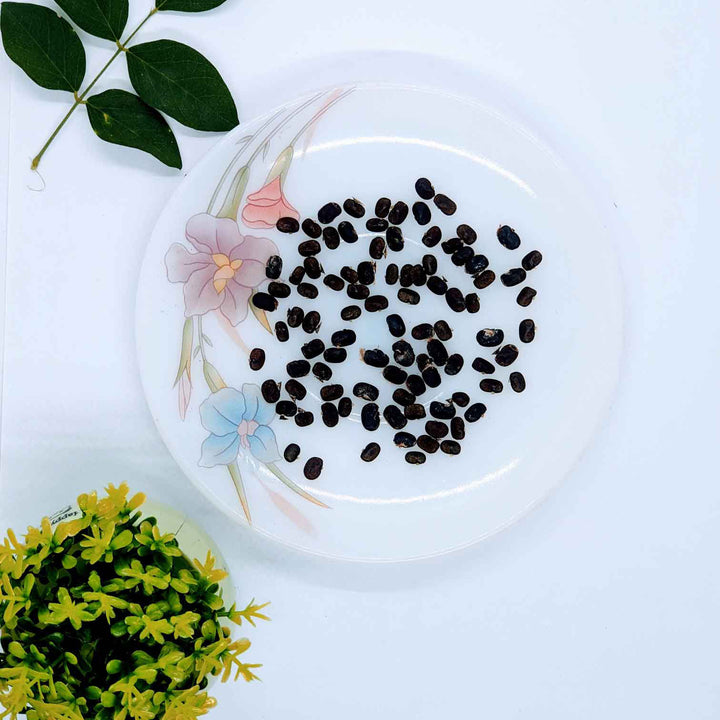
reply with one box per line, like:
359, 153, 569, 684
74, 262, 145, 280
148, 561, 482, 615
54, 0, 128, 41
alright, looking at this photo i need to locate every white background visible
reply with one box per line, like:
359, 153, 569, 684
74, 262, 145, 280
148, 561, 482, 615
1, 0, 719, 717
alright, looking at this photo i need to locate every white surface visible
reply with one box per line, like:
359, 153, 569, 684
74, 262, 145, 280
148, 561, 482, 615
1, 0, 719, 717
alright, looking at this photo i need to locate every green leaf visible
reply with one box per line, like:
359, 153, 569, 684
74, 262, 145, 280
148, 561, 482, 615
126, 40, 238, 131
54, 0, 128, 41
86, 89, 182, 169
1, 2, 85, 92
156, 0, 227, 12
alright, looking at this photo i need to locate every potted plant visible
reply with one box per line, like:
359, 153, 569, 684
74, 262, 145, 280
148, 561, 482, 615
0, 483, 268, 720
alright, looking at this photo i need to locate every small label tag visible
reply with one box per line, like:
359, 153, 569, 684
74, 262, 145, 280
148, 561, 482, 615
49, 504, 83, 527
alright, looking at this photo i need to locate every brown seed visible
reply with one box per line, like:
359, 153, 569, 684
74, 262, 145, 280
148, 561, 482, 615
474, 270, 496, 289
480, 379, 503, 393
341, 305, 362, 321
298, 239, 321, 256
287, 360, 310, 378
287, 306, 305, 328
369, 236, 386, 259
422, 226, 442, 247
440, 440, 461, 455
318, 202, 341, 224
303, 256, 323, 279
522, 250, 543, 271
343, 198, 366, 218
388, 201, 409, 225
277, 216, 299, 233
398, 288, 420, 305
476, 328, 504, 347
249, 348, 265, 371
510, 372, 526, 392
360, 442, 381, 462
320, 384, 343, 401
497, 224, 521, 249
375, 197, 391, 218
517, 287, 537, 307
323, 226, 340, 249
288, 266, 305, 285
433, 194, 457, 215
519, 319, 536, 343
451, 417, 465, 440
275, 321, 289, 342
321, 402, 339, 428
385, 263, 399, 285
261, 379, 280, 403
501, 268, 527, 287
494, 344, 519, 367
417, 435, 439, 454
338, 397, 353, 417
405, 451, 426, 465
404, 403, 426, 420
303, 457, 323, 479
425, 420, 449, 438
285, 379, 307, 400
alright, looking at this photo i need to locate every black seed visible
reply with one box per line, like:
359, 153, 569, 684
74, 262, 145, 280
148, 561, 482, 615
301, 218, 322, 239
501, 268, 527, 287
261, 379, 280, 403
465, 254, 489, 275
361, 403, 380, 431
323, 226, 340, 249
416, 353, 432, 372
494, 344, 519, 367
399, 264, 413, 287
338, 221, 358, 243
303, 456, 323, 479
343, 198, 365, 218
312, 362, 332, 382
365, 295, 389, 312
295, 411, 314, 427
404, 403, 426, 420
411, 264, 427, 286
249, 348, 265, 371
252, 292, 277, 311
405, 451, 426, 465
474, 270, 496, 289
451, 246, 474, 266
430, 321, 450, 343
268, 281, 291, 298
284, 443, 300, 462
412, 201, 431, 225
323, 274, 345, 291
338, 397, 353, 417
388, 201, 409, 225
275, 321, 289, 342
445, 287, 466, 312
357, 261, 376, 285
465, 293, 480, 314
383, 365, 408, 385
517, 286, 537, 307
289, 265, 305, 285
303, 257, 322, 279
392, 388, 415, 406
287, 306, 304, 328
411, 323, 434, 340
406, 374, 427, 396
480, 379, 503, 393
425, 420, 449, 439
265, 255, 282, 279
452, 392, 470, 407
476, 328, 504, 347
321, 384, 344, 401
366, 217, 388, 232
522, 250, 543, 271
441, 237, 462, 254
497, 224, 521, 249
427, 339, 449, 366
287, 360, 310, 378
430, 401, 455, 419
321, 402, 339, 428
457, 224, 477, 244
383, 405, 407, 430
510, 372, 526, 392
318, 202, 342, 224
298, 239, 322, 257
302, 310, 322, 334
297, 282, 318, 299
341, 305, 362, 321
301, 338, 325, 359
398, 288, 420, 305
519, 319, 536, 343
338, 266, 357, 284
386, 313, 406, 338
421, 254, 437, 275
422, 366, 441, 388
360, 442, 381, 462
386, 226, 404, 252
277, 216, 299, 233
445, 354, 464, 375
385, 263, 399, 285
324, 347, 347, 363
392, 340, 415, 367
375, 197, 391, 218
464, 403, 487, 422
354, 382, 379, 401
422, 226, 442, 247
347, 284, 370, 300
440, 440, 461, 455
276, 400, 297, 417
451, 417, 465, 440
472, 357, 495, 374
362, 348, 390, 368
417, 435, 439, 454
415, 177, 435, 199
433, 194, 457, 215
394, 431, 416, 448
332, 329, 356, 347
285, 378, 307, 400
369, 236, 386, 259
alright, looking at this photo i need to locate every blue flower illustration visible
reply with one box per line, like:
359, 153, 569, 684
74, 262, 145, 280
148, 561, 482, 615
198, 384, 280, 467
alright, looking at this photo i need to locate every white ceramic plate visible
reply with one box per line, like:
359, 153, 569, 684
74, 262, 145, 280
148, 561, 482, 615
136, 83, 621, 561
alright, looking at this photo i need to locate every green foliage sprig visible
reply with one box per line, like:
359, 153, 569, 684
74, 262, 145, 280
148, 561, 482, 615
0, 483, 268, 720
0, 0, 238, 170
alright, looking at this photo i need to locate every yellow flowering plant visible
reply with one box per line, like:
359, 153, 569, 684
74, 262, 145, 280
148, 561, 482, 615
0, 484, 268, 720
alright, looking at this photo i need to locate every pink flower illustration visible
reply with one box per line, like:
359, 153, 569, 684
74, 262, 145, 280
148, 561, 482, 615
241, 176, 299, 229
165, 214, 277, 326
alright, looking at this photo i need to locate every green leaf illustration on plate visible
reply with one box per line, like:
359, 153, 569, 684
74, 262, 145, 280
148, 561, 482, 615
156, 0, 227, 13
126, 39, 238, 132
0, 2, 85, 92
54, 0, 128, 41
86, 89, 182, 168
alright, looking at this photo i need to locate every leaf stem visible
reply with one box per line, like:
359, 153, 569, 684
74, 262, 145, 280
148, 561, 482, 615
30, 8, 157, 170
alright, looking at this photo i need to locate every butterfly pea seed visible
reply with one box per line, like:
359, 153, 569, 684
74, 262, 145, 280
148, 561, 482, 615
357, 261, 376, 285
427, 275, 448, 296
289, 266, 305, 285
427, 339, 449, 366
451, 246, 474, 266
369, 236, 386, 259
477, 328, 504, 347
393, 388, 415, 406
399, 264, 413, 287
301, 218, 322, 239
404, 403, 426, 420
412, 323, 434, 340
332, 329, 356, 347
472, 357, 495, 374
416, 353, 432, 372
494, 344, 519, 367
430, 401, 455, 420
415, 177, 435, 199
338, 221, 358, 243
501, 268, 527, 287
474, 270, 496, 289
347, 284, 370, 300
318, 202, 341, 224
457, 224, 477, 244
405, 450, 426, 465
519, 319, 535, 343
417, 435, 439, 454
465, 254, 489, 275
324, 347, 347, 363
249, 348, 265, 371
361, 442, 381, 462
354, 382, 379, 401
341, 305, 362, 320
265, 255, 282, 279
386, 313, 406, 337
398, 288, 420, 305
422, 226, 442, 247
375, 197, 391, 218
392, 340, 415, 367
444, 354, 464, 375
383, 365, 408, 385
361, 403, 380, 430
276, 400, 297, 417
480, 379, 503, 393
434, 194, 457, 215
445, 288, 466, 312
432, 320, 451, 340
261, 379, 280, 403
303, 456, 323, 479
284, 443, 300, 462
510, 372, 526, 392
339, 266, 358, 284
422, 366, 441, 388
411, 264, 427, 287
451, 417, 465, 440
312, 362, 332, 381
287, 360, 310, 378
425, 420, 449, 439
285, 379, 307, 400
323, 226, 340, 249
383, 405, 407, 430
388, 201, 409, 225
275, 321, 289, 342
297, 282, 318, 299
295, 411, 314, 427
252, 292, 277, 311
465, 293, 480, 314
497, 224, 521, 250
366, 218, 388, 232
412, 201, 432, 225
406, 374, 426, 396
517, 286, 537, 307
343, 198, 365, 218
394, 431, 416, 448
385, 263, 399, 285
440, 440, 461, 455
386, 226, 404, 252
324, 274, 344, 291
464, 403, 486, 422
301, 339, 325, 359
303, 257, 323, 279
362, 348, 389, 368
287, 306, 304, 328
522, 250, 543, 271
452, 391, 470, 407
268, 281, 291, 298
441, 237, 462, 255
321, 384, 344, 402
302, 311, 322, 334
277, 217, 299, 233
321, 402, 339, 428
338, 397, 353, 417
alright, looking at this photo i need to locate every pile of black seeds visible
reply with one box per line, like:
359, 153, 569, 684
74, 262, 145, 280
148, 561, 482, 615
248, 178, 541, 479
